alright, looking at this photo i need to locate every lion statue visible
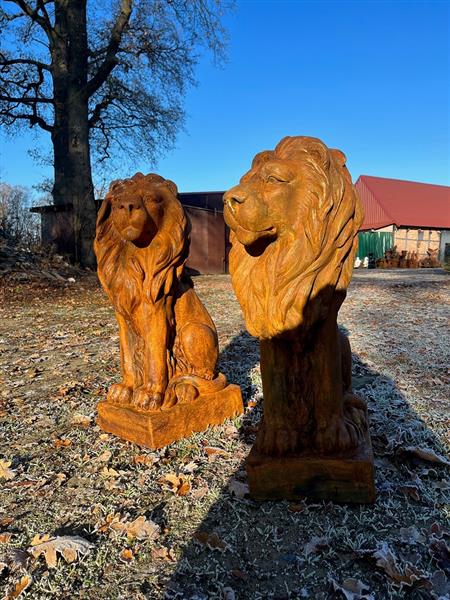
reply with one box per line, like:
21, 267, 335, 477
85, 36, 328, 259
224, 136, 368, 456
95, 172, 226, 412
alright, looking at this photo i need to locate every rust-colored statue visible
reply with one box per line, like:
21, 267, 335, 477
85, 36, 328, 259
224, 136, 375, 503
420, 247, 440, 268
95, 173, 243, 448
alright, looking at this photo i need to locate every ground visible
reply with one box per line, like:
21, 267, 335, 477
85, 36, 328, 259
0, 269, 449, 600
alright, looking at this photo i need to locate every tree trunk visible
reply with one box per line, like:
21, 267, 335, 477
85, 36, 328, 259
51, 0, 96, 268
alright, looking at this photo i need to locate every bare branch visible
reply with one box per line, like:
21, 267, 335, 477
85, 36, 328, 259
4, 0, 54, 41
84, 0, 132, 99
2, 110, 53, 131
0, 94, 53, 103
0, 55, 51, 71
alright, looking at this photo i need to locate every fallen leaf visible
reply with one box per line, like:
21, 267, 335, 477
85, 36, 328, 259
399, 485, 421, 501
111, 515, 159, 541
158, 473, 191, 496
132, 454, 154, 466
398, 446, 450, 466
228, 479, 249, 499
151, 546, 176, 562
28, 535, 94, 568
5, 574, 32, 599
194, 531, 227, 552
100, 466, 119, 479
30, 534, 50, 546
288, 503, 304, 513
0, 517, 14, 527
95, 450, 112, 463
119, 548, 134, 562
0, 548, 30, 573
0, 533, 12, 544
205, 446, 229, 457
53, 438, 71, 448
429, 540, 450, 574
71, 414, 91, 428
191, 486, 209, 500
0, 460, 16, 481
373, 542, 431, 588
330, 578, 374, 600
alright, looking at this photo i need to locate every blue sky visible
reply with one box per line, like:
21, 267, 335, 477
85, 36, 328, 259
1, 0, 449, 195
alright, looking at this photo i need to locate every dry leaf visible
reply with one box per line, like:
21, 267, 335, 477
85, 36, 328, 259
0, 533, 12, 544
399, 526, 426, 545
151, 546, 176, 562
28, 535, 94, 568
132, 454, 154, 466
0, 517, 14, 527
0, 548, 30, 573
119, 548, 134, 562
373, 542, 431, 588
158, 473, 191, 496
205, 446, 229, 457
399, 446, 450, 467
71, 414, 91, 427
53, 438, 71, 448
193, 531, 226, 552
330, 578, 374, 600
429, 540, 450, 574
100, 466, 119, 479
191, 486, 209, 500
95, 450, 112, 463
0, 459, 16, 481
111, 515, 159, 541
5, 574, 32, 599
228, 479, 249, 499
30, 534, 50, 546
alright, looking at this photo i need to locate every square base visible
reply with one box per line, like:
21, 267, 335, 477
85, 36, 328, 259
246, 433, 375, 504
97, 384, 243, 449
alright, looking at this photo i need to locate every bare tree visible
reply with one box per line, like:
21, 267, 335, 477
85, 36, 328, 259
0, 183, 40, 245
0, 0, 230, 266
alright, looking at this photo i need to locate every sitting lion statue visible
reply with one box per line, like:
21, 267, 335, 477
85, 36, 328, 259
224, 136, 367, 456
95, 172, 225, 412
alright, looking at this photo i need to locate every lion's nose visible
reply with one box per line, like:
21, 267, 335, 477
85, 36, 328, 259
120, 201, 137, 212
223, 189, 245, 212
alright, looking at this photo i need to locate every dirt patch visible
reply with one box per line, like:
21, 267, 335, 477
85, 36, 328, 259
1, 270, 449, 599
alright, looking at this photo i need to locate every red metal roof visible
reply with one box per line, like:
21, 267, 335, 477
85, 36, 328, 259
355, 175, 450, 230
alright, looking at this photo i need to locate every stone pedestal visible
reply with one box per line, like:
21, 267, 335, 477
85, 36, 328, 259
98, 384, 243, 449
246, 429, 375, 504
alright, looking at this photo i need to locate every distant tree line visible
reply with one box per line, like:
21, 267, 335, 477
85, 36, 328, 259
0, 183, 40, 246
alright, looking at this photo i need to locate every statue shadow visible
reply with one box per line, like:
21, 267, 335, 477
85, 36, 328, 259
159, 285, 449, 600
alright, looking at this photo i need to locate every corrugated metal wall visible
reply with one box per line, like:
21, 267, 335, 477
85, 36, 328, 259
355, 178, 392, 230
357, 231, 393, 259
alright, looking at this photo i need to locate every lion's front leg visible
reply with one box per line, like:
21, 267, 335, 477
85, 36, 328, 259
107, 313, 135, 406
131, 302, 169, 411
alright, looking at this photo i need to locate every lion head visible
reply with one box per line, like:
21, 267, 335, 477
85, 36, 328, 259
94, 172, 189, 317
223, 136, 363, 338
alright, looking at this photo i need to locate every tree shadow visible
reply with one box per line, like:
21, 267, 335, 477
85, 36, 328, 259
160, 292, 449, 599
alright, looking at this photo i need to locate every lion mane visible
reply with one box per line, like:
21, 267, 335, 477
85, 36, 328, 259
94, 172, 189, 318
228, 136, 363, 338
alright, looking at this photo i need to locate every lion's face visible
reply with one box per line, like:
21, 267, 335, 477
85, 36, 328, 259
224, 156, 304, 251
109, 182, 169, 248
224, 136, 363, 338
95, 172, 189, 315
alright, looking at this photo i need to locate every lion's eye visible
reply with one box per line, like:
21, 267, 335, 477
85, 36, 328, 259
267, 174, 286, 183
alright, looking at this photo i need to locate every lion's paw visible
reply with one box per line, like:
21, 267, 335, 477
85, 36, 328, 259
315, 415, 361, 454
132, 387, 164, 411
107, 383, 132, 406
255, 426, 298, 456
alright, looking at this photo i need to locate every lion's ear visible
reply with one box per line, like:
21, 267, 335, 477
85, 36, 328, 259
165, 179, 178, 196
330, 149, 347, 168
304, 139, 330, 170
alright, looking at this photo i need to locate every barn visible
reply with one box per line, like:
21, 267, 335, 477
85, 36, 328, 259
32, 191, 230, 274
355, 175, 450, 265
